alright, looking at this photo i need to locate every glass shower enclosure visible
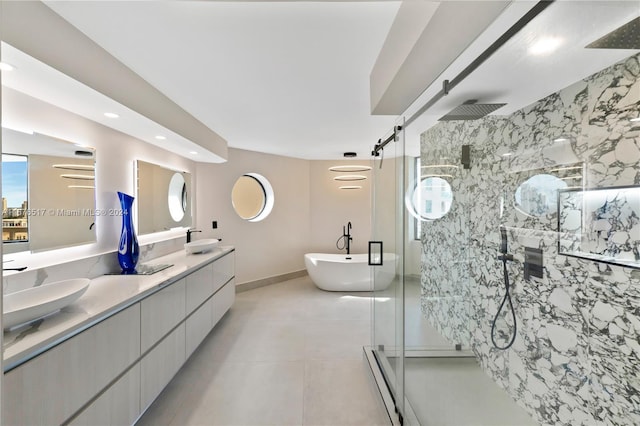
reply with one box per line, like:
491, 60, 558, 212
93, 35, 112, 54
370, 117, 537, 425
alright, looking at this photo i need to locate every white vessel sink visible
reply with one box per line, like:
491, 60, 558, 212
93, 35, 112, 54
3, 278, 90, 330
184, 238, 220, 254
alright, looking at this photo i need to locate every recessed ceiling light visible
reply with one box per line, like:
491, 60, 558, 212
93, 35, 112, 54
104, 112, 119, 118
155, 135, 166, 140
553, 137, 569, 142
189, 151, 198, 155
631, 117, 640, 122
0, 62, 15, 72
502, 152, 513, 157
529, 37, 562, 55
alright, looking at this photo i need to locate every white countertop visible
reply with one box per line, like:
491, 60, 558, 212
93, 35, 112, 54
3, 246, 234, 371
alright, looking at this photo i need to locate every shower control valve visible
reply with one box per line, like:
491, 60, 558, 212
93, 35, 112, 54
497, 253, 514, 262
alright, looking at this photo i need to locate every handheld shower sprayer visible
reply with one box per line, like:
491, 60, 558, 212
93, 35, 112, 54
491, 225, 517, 350
498, 225, 513, 262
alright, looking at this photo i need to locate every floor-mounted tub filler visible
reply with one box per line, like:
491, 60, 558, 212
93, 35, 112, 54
304, 252, 397, 291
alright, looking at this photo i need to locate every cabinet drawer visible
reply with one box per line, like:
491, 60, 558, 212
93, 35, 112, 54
212, 252, 234, 294
3, 304, 141, 426
212, 279, 235, 326
141, 279, 186, 353
140, 323, 186, 411
186, 298, 213, 358
185, 263, 214, 314
69, 364, 140, 426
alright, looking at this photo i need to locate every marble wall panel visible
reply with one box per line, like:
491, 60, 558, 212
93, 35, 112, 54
420, 54, 640, 425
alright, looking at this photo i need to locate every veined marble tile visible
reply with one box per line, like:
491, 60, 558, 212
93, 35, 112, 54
420, 53, 640, 425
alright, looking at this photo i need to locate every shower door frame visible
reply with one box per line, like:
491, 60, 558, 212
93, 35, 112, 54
370, 119, 408, 423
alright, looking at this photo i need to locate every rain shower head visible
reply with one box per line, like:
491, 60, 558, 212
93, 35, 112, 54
586, 16, 640, 50
438, 100, 506, 121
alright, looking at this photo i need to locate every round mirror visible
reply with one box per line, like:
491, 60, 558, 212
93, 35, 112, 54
168, 172, 187, 222
231, 173, 274, 222
406, 176, 453, 221
515, 173, 567, 217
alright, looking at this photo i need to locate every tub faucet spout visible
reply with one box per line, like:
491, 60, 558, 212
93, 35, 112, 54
345, 222, 352, 255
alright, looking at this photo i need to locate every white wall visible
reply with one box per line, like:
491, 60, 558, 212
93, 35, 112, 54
2, 88, 195, 270
195, 148, 311, 285
309, 160, 371, 254
3, 89, 380, 287
1, 1, 227, 161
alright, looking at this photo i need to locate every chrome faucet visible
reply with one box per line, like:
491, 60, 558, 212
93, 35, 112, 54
186, 229, 201, 243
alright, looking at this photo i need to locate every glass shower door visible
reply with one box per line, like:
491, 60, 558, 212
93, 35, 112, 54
371, 120, 405, 421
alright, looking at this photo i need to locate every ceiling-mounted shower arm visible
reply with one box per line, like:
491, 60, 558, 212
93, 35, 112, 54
403, 0, 555, 128
371, 125, 403, 157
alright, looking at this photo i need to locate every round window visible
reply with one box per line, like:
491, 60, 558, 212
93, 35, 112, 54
406, 176, 453, 221
231, 173, 274, 222
168, 172, 187, 222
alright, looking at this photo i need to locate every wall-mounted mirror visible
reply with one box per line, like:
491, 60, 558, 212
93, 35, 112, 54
231, 173, 274, 222
2, 128, 97, 253
137, 160, 192, 234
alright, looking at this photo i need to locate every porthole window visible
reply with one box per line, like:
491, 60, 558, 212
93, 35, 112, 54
406, 176, 453, 221
231, 173, 274, 222
168, 172, 187, 222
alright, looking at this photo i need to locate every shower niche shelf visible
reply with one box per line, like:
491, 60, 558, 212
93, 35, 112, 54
558, 185, 640, 270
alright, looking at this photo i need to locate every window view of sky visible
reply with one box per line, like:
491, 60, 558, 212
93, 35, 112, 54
2, 155, 28, 207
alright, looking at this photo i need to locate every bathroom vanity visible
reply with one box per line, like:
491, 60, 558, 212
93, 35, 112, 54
2, 246, 235, 425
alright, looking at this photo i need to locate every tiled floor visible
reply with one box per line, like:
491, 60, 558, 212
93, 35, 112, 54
137, 276, 390, 426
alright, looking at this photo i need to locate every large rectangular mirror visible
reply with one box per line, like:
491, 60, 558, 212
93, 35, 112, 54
136, 160, 192, 235
2, 128, 97, 253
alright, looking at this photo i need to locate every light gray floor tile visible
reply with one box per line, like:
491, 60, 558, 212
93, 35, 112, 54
304, 320, 370, 360
403, 357, 537, 426
303, 359, 389, 426
174, 361, 305, 426
138, 276, 388, 426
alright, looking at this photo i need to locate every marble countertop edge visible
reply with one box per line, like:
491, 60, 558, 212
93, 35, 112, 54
2, 245, 234, 372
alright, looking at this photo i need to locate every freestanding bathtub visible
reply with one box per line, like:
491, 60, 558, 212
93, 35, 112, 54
304, 253, 397, 291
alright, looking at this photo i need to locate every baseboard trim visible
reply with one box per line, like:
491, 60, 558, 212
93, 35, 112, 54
236, 269, 308, 293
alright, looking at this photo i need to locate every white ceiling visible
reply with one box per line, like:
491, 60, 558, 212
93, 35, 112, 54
45, 1, 402, 160
14, 1, 640, 161
400, 1, 640, 155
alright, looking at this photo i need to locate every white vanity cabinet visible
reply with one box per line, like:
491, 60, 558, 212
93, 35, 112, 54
3, 249, 235, 426
186, 263, 214, 313
141, 278, 186, 353
186, 297, 214, 358
69, 364, 141, 426
140, 324, 186, 410
3, 304, 141, 426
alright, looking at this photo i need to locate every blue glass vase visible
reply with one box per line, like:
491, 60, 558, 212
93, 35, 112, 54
117, 192, 139, 274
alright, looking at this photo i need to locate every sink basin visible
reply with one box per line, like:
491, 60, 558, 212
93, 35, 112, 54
3, 278, 90, 330
184, 238, 220, 254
